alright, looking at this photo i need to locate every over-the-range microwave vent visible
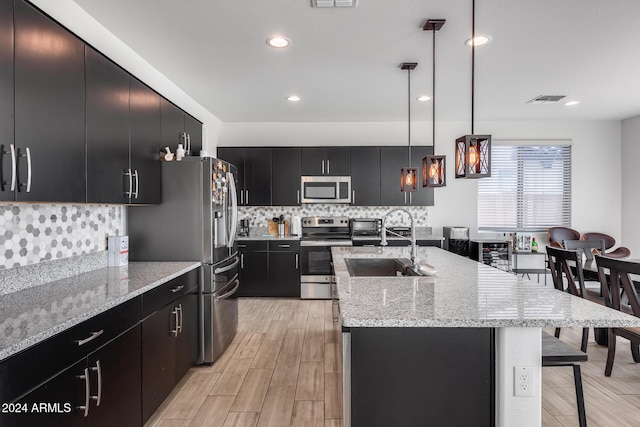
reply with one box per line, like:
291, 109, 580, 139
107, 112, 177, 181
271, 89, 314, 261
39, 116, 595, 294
311, 0, 358, 8
526, 95, 566, 104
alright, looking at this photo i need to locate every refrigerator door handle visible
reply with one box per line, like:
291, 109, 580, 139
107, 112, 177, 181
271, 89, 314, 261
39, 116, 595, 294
216, 278, 240, 300
228, 171, 238, 249
214, 257, 239, 274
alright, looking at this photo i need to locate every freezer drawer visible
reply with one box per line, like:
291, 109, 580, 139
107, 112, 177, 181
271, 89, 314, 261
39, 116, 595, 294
201, 279, 239, 364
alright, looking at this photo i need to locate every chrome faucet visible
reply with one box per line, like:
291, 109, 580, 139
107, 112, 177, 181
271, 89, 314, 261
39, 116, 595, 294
380, 208, 417, 267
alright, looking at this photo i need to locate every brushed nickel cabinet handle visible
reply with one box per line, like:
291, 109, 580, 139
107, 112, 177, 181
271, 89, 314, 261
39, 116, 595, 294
170, 284, 184, 293
76, 330, 104, 346
321, 160, 325, 175
19, 147, 31, 192
123, 169, 132, 197
327, 159, 330, 174
133, 169, 139, 199
295, 253, 299, 269
3, 144, 16, 191
171, 308, 179, 337
77, 368, 90, 417
90, 360, 102, 406
176, 304, 183, 333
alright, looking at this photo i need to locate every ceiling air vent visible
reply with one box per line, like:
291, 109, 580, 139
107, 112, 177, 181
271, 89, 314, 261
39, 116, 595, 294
526, 95, 566, 104
311, 0, 358, 7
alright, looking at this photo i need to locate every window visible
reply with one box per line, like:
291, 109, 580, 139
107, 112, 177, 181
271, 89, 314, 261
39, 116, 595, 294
478, 144, 571, 232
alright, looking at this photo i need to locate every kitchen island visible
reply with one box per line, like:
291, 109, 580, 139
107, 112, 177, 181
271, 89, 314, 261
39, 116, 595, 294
332, 246, 640, 427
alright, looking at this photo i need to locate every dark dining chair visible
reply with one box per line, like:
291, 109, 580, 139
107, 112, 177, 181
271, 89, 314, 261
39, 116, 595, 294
547, 245, 605, 352
595, 255, 640, 376
548, 226, 580, 248
583, 232, 631, 259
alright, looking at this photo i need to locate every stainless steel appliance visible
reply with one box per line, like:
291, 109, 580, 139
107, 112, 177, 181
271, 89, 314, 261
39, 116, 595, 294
300, 176, 352, 204
443, 226, 470, 257
350, 218, 381, 236
128, 157, 239, 365
300, 216, 352, 299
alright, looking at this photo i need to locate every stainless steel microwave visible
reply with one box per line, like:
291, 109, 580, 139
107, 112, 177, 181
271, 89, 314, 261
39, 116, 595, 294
300, 176, 351, 204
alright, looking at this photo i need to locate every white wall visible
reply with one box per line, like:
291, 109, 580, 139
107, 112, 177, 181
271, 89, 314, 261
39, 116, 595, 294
622, 114, 640, 256
29, 0, 223, 152
221, 119, 623, 245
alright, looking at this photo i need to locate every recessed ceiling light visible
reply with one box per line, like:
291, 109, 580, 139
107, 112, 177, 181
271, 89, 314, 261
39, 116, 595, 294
286, 95, 301, 102
266, 36, 291, 48
417, 95, 432, 102
465, 35, 492, 46
564, 100, 580, 106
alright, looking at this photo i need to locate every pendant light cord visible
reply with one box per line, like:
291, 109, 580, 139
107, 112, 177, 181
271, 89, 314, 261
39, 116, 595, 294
471, 0, 475, 134
407, 68, 412, 166
432, 27, 436, 152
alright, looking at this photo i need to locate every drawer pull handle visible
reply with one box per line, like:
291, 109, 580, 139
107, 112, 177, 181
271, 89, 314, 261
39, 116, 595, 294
76, 368, 90, 417
170, 285, 184, 293
90, 360, 102, 406
278, 244, 291, 248
76, 330, 104, 346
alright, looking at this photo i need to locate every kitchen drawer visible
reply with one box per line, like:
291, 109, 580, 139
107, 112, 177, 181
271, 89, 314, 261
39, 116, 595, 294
142, 268, 199, 318
268, 240, 300, 252
0, 295, 141, 404
237, 240, 268, 251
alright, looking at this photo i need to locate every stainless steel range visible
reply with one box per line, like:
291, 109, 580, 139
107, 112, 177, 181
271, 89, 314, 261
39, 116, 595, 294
300, 216, 352, 299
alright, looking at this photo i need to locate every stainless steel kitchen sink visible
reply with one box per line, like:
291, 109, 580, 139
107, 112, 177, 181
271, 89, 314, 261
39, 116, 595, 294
344, 257, 423, 277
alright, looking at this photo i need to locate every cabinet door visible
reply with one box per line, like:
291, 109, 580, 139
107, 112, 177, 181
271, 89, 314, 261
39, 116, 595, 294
129, 77, 161, 204
14, 0, 86, 202
89, 326, 141, 427
174, 290, 198, 382
85, 47, 130, 203
380, 147, 407, 206
409, 146, 434, 206
5, 359, 87, 427
350, 146, 380, 206
272, 147, 301, 206
244, 148, 271, 206
142, 304, 177, 423
238, 243, 268, 297
184, 114, 202, 155
0, 0, 14, 201
217, 147, 245, 203
160, 98, 185, 155
268, 246, 300, 297
301, 147, 325, 175
325, 147, 350, 175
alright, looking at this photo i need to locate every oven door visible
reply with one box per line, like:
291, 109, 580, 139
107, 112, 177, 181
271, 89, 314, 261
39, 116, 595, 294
300, 244, 334, 276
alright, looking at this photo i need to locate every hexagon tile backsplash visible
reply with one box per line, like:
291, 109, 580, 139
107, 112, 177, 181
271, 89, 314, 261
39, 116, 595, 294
0, 204, 124, 270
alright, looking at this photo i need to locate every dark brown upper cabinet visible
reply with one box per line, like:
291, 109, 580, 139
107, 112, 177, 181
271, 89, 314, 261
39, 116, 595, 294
13, 0, 86, 202
0, 0, 14, 202
301, 147, 350, 176
85, 46, 130, 203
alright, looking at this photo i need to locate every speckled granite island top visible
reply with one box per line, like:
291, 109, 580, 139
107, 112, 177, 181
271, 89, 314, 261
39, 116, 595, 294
0, 261, 200, 361
332, 246, 640, 329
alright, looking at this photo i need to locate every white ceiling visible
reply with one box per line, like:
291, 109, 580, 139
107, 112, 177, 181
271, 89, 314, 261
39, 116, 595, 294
73, 0, 640, 123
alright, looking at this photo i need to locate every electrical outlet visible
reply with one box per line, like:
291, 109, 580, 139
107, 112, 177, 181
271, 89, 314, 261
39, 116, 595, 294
514, 366, 534, 397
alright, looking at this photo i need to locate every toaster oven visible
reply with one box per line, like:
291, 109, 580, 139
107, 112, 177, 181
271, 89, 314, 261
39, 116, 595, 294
350, 218, 382, 236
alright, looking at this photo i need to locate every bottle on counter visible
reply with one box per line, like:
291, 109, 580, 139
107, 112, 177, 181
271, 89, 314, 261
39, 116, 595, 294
512, 233, 518, 252
531, 237, 538, 252
176, 144, 186, 161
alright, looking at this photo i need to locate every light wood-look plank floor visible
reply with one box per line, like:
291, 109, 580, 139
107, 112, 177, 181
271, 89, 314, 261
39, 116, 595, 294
145, 298, 640, 427
145, 298, 342, 427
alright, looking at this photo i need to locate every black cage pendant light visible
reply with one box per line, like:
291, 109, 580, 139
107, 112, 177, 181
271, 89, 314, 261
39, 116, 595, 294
455, 0, 491, 179
400, 62, 418, 192
422, 19, 446, 188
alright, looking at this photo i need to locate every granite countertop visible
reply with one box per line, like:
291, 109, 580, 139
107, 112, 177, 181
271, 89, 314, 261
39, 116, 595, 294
332, 246, 640, 329
0, 261, 200, 361
351, 232, 443, 242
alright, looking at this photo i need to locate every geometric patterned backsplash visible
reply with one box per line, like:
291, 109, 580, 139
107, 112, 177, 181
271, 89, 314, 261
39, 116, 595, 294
0, 204, 124, 270
238, 204, 429, 228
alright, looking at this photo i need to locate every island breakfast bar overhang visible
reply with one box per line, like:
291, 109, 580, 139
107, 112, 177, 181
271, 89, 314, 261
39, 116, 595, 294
332, 246, 640, 427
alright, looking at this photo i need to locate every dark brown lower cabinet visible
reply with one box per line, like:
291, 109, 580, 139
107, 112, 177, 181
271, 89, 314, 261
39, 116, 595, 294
5, 325, 141, 427
238, 240, 300, 297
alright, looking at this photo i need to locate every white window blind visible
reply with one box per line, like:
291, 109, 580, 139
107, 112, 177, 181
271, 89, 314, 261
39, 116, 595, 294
478, 145, 571, 232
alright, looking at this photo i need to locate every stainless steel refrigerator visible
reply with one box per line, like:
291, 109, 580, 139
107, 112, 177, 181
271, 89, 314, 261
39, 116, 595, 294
128, 156, 239, 364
